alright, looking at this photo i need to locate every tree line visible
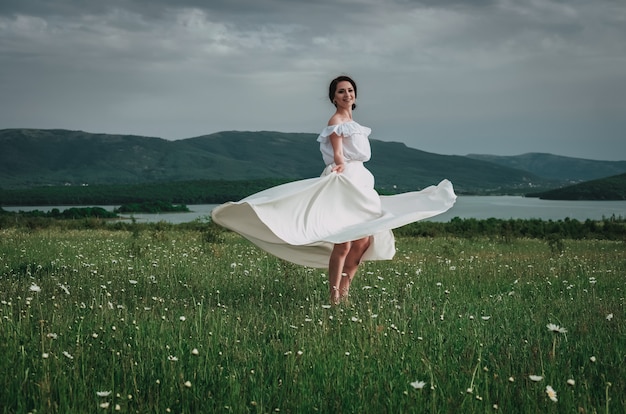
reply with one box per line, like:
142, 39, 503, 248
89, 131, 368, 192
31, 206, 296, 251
1, 209, 623, 243
394, 216, 625, 241
0, 178, 293, 206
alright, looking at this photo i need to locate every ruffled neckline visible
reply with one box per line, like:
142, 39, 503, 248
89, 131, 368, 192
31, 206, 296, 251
319, 121, 370, 138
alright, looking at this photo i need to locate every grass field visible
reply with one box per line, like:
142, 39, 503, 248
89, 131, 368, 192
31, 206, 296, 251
0, 226, 624, 413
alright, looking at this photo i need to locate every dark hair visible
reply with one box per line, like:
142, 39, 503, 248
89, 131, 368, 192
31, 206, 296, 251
329, 75, 357, 110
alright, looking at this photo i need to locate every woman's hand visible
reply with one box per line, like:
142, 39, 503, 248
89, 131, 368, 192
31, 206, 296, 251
332, 163, 345, 173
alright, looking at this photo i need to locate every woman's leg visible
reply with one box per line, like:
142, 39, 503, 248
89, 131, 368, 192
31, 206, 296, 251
328, 242, 351, 304
338, 236, 371, 301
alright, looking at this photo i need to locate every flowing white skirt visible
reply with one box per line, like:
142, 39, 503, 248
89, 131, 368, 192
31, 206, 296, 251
211, 162, 456, 268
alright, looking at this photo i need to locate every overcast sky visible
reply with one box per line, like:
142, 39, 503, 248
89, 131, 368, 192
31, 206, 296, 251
1, 0, 625, 160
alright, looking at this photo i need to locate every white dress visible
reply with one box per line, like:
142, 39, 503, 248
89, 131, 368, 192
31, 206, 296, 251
211, 121, 456, 268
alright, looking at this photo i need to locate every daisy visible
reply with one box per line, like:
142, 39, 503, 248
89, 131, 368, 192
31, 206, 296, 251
29, 284, 41, 293
546, 385, 558, 402
546, 323, 567, 334
529, 375, 543, 382
410, 380, 426, 389
96, 391, 112, 397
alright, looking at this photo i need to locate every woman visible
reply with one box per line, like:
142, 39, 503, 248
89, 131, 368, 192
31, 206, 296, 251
322, 76, 375, 303
211, 75, 456, 304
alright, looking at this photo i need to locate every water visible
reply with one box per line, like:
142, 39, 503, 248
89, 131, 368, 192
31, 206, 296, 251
429, 196, 626, 222
4, 196, 625, 224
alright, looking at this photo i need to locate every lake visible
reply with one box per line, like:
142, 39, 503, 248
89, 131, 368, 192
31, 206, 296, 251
4, 196, 626, 224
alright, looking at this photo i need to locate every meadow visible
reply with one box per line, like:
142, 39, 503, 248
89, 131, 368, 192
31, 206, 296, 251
0, 223, 624, 413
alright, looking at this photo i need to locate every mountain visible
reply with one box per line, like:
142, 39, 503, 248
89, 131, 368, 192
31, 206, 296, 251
0, 128, 551, 194
0, 129, 319, 187
466, 153, 626, 182
528, 173, 626, 200
0, 128, 587, 195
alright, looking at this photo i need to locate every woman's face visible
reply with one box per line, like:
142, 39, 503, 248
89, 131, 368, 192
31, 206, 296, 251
333, 80, 355, 110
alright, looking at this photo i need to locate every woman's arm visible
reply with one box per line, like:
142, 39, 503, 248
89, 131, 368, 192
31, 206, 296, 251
329, 132, 344, 173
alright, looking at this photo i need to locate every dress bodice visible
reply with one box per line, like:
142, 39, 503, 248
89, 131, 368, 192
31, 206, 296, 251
317, 121, 372, 166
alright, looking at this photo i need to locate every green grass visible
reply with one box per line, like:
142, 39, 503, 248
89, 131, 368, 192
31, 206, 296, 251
0, 228, 624, 413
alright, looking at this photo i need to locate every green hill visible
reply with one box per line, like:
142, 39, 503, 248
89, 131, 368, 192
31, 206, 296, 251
528, 173, 626, 200
0, 128, 555, 194
467, 152, 626, 182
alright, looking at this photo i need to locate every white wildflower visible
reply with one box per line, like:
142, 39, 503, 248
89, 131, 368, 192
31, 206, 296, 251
546, 385, 558, 402
410, 380, 426, 389
546, 323, 567, 334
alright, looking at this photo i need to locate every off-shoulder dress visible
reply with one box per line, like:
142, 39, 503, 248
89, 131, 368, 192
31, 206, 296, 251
211, 121, 456, 268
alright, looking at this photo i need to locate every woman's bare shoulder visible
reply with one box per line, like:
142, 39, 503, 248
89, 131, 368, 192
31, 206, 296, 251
327, 114, 350, 126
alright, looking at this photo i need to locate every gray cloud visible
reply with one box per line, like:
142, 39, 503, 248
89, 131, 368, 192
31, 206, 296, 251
1, 0, 625, 160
